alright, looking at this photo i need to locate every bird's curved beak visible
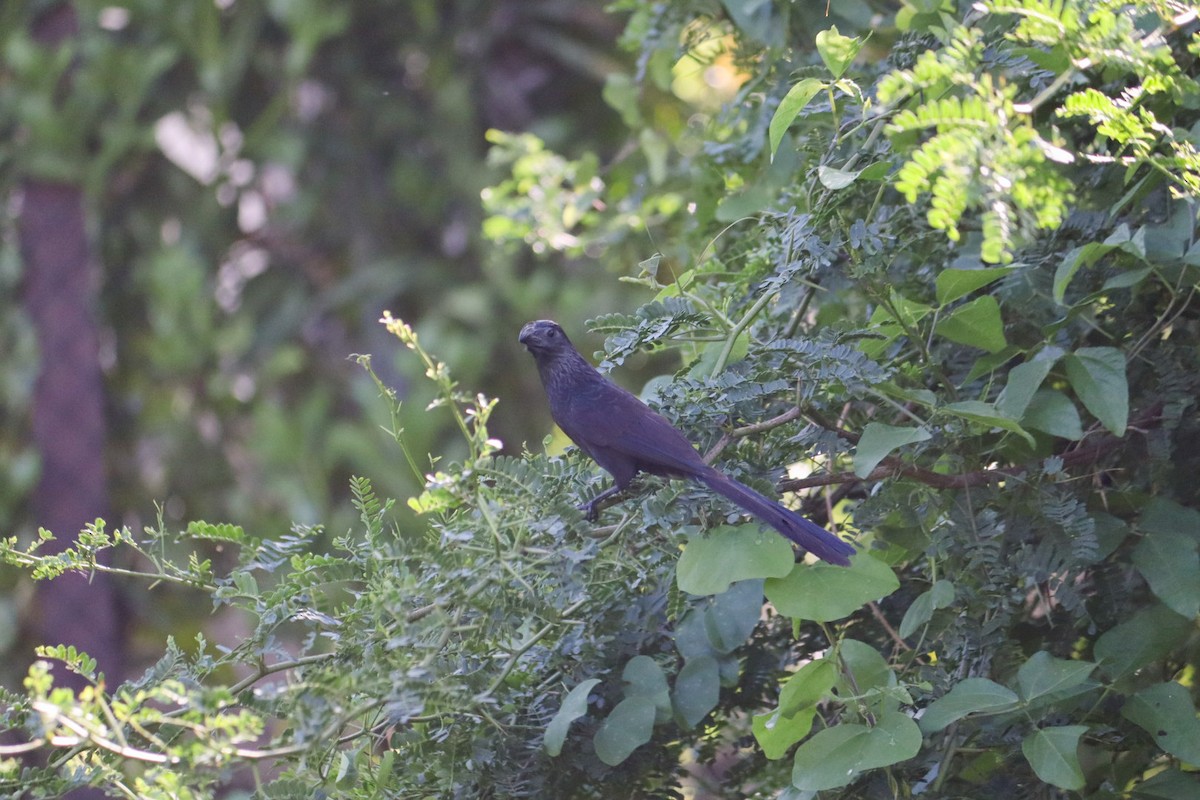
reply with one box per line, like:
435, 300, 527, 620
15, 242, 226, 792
518, 322, 537, 346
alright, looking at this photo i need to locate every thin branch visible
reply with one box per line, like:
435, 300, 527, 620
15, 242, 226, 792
0, 738, 48, 755
711, 289, 776, 378
406, 576, 491, 622
0, 549, 217, 593
228, 652, 337, 696
867, 601, 912, 653
703, 406, 805, 463
780, 404, 1164, 493
36, 702, 177, 765
480, 597, 589, 699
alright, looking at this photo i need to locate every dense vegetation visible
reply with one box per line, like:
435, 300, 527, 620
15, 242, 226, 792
3, 0, 1199, 797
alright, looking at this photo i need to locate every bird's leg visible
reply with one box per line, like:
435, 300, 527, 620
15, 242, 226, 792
579, 484, 624, 522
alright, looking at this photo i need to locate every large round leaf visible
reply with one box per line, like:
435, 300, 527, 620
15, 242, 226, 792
765, 554, 899, 622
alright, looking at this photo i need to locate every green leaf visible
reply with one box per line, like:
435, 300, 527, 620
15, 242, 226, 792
753, 706, 818, 760
1015, 652, 1097, 704
839, 639, 900, 715
601, 72, 640, 127
639, 129, 669, 185
672, 607, 715, 661
1022, 390, 1084, 440
673, 655, 720, 729
935, 267, 1017, 305
1022, 726, 1088, 790
1131, 530, 1200, 619
1095, 604, 1193, 681
930, 579, 955, 606
752, 659, 837, 759
544, 679, 600, 756
768, 78, 824, 158
778, 658, 839, 717
1063, 347, 1128, 435
186, 520, 246, 542
677, 526, 795, 595
862, 291, 933, 357
1122, 682, 1200, 764
964, 345, 1023, 383
791, 711, 921, 790
593, 696, 655, 765
721, 0, 785, 47
1093, 511, 1132, 559
1052, 225, 1143, 304
815, 26, 865, 79
996, 353, 1061, 419
1054, 245, 1107, 304
1141, 497, 1200, 542
704, 579, 765, 653
37, 644, 99, 681
853, 422, 931, 478
919, 678, 1019, 734
902, 592, 940, 642
898, 579, 955, 639
1131, 769, 1200, 799
942, 400, 1035, 446
765, 554, 899, 622
232, 571, 259, 597
622, 656, 671, 722
935, 295, 1007, 353
716, 141, 798, 220
817, 165, 860, 189
857, 161, 891, 181
1103, 266, 1153, 290
877, 289, 934, 327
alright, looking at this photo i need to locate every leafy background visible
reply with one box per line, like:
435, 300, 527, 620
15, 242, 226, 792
2, 0, 1199, 797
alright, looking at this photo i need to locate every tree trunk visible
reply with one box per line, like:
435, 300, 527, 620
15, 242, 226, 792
19, 0, 124, 702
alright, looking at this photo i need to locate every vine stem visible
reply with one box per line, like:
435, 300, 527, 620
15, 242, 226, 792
710, 288, 776, 378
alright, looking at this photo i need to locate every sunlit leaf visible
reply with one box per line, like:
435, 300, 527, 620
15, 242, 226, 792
765, 554, 899, 622
677, 526, 794, 595
815, 26, 865, 79
768, 78, 824, 158
935, 296, 1007, 353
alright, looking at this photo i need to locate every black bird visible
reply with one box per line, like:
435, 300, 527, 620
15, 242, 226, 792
519, 319, 855, 566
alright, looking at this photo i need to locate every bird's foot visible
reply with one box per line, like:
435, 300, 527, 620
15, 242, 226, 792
578, 499, 600, 522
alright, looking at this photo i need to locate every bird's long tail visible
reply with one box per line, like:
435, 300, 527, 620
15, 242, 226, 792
696, 468, 855, 566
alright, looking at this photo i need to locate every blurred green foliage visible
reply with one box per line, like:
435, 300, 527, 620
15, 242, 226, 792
3, 0, 1200, 797
0, 0, 634, 680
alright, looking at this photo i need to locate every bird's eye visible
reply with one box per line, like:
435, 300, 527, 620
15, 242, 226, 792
548, 328, 558, 337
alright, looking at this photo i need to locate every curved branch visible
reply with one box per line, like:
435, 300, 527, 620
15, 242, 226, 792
780, 404, 1164, 494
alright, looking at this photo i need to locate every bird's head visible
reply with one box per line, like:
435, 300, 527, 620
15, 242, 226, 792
519, 319, 572, 356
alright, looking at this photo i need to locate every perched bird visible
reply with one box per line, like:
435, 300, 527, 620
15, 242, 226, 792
519, 319, 855, 566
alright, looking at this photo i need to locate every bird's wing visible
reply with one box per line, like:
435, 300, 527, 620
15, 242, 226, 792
562, 377, 705, 476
